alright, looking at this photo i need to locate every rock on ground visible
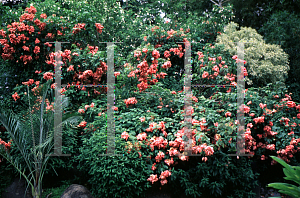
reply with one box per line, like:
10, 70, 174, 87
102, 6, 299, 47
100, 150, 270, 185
60, 184, 94, 198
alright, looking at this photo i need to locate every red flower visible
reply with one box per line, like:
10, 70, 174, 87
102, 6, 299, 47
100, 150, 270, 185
121, 131, 130, 141
45, 33, 54, 39
12, 92, 20, 101
44, 42, 52, 47
225, 112, 231, 117
164, 50, 171, 58
202, 71, 209, 79
162, 61, 171, 69
22, 46, 30, 51
152, 50, 160, 59
72, 23, 86, 34
95, 23, 104, 34
40, 13, 47, 19
22, 79, 34, 86
0, 29, 6, 38
78, 121, 87, 128
25, 6, 37, 14
287, 101, 296, 108
19, 13, 35, 22
33, 46, 40, 54
259, 103, 267, 109
114, 72, 120, 77
43, 72, 53, 81
57, 30, 63, 36
35, 38, 40, 44
19, 55, 32, 64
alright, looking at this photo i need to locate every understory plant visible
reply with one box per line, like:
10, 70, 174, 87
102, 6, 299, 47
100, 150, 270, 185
267, 155, 300, 198
0, 80, 82, 198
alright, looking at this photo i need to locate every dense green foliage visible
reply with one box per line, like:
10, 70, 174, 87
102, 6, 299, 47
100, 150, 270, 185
0, 1, 300, 198
215, 22, 289, 87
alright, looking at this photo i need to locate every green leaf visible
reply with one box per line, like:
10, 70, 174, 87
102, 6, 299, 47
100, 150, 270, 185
267, 183, 300, 198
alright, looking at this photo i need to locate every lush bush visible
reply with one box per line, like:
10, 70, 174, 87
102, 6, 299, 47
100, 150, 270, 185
76, 123, 153, 198
169, 150, 259, 198
215, 22, 290, 87
1, 3, 300, 198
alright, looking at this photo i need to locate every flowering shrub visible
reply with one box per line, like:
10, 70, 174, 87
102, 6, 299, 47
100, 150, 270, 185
1, 3, 300, 198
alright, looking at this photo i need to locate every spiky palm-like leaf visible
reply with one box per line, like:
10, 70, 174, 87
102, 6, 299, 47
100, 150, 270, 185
0, 81, 83, 198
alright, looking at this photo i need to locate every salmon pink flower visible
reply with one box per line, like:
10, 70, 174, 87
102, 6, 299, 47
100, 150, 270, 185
155, 151, 165, 162
78, 109, 85, 114
40, 13, 47, 19
162, 61, 172, 69
266, 144, 275, 150
202, 71, 209, 78
151, 163, 157, 171
152, 49, 160, 59
33, 46, 40, 54
137, 132, 147, 141
95, 23, 104, 34
124, 97, 137, 107
43, 72, 53, 81
205, 146, 214, 156
35, 38, 40, 44
244, 105, 250, 113
12, 92, 20, 101
140, 117, 146, 122
114, 72, 120, 77
142, 48, 148, 53
147, 174, 158, 184
212, 65, 219, 72
232, 55, 238, 60
121, 132, 130, 141
225, 112, 231, 117
259, 103, 267, 109
164, 50, 171, 58
179, 155, 189, 161
67, 65, 74, 72
22, 46, 29, 51
253, 116, 265, 124
78, 121, 87, 128
164, 158, 174, 166
287, 101, 296, 108
247, 123, 253, 128
25, 6, 37, 14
